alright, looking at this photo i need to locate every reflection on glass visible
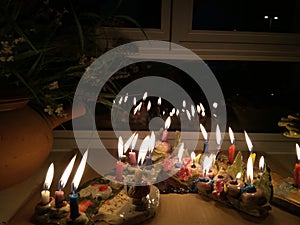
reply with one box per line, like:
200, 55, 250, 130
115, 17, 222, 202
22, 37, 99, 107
192, 0, 296, 33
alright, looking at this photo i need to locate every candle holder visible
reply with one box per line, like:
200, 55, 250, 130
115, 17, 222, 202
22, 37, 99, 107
35, 197, 55, 215
226, 179, 245, 199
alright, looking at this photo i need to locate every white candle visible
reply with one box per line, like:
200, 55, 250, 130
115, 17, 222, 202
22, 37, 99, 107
41, 163, 54, 205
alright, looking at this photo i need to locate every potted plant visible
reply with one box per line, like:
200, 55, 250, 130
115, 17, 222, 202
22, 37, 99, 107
0, 0, 145, 189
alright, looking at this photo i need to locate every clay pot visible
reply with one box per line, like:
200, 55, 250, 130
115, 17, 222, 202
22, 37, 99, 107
0, 98, 85, 190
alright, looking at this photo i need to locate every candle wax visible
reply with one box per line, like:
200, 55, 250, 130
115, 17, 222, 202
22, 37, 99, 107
162, 130, 168, 142
129, 152, 137, 166
41, 190, 50, 205
69, 193, 80, 220
55, 190, 65, 208
116, 160, 123, 181
228, 144, 235, 164
294, 163, 300, 188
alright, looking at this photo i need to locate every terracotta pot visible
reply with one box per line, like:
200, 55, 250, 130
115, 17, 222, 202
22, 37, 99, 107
0, 98, 85, 190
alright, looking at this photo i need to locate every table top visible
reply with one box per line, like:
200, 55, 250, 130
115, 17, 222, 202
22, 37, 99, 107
7, 151, 300, 225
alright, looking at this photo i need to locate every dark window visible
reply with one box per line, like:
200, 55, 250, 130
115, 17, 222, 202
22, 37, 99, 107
192, 0, 297, 33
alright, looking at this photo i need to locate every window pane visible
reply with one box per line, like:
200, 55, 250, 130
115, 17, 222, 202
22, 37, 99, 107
96, 0, 162, 29
192, 0, 297, 33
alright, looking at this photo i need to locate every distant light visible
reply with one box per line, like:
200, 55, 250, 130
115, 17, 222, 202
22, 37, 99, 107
270, 93, 274, 96
274, 16, 279, 20
264, 16, 269, 19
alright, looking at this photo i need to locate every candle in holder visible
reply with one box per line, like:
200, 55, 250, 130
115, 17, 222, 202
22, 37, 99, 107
294, 143, 300, 188
244, 131, 256, 163
175, 143, 185, 168
228, 127, 236, 164
41, 163, 54, 205
69, 150, 88, 220
162, 116, 171, 142
200, 124, 208, 153
129, 133, 138, 166
116, 136, 124, 181
197, 156, 213, 193
55, 154, 77, 208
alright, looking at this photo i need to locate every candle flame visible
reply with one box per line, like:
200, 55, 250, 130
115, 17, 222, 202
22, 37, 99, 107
236, 172, 241, 180
246, 156, 253, 184
124, 133, 136, 154
176, 109, 180, 116
259, 156, 265, 172
229, 127, 235, 144
197, 104, 201, 114
133, 102, 142, 115
59, 154, 77, 189
131, 133, 139, 150
118, 96, 123, 105
165, 116, 171, 130
124, 93, 128, 103
133, 97, 137, 106
138, 135, 150, 165
143, 91, 147, 101
186, 110, 191, 121
149, 131, 156, 153
44, 163, 54, 190
118, 136, 124, 159
182, 100, 186, 108
157, 97, 161, 106
244, 131, 253, 152
191, 105, 195, 117
201, 110, 205, 117
203, 156, 212, 177
147, 100, 151, 111
200, 124, 208, 140
177, 143, 184, 162
200, 103, 205, 111
72, 150, 88, 192
216, 124, 221, 146
296, 143, 300, 161
191, 151, 196, 161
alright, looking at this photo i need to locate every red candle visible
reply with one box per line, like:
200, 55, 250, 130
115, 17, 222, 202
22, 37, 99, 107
129, 151, 137, 166
294, 143, 300, 188
228, 127, 235, 164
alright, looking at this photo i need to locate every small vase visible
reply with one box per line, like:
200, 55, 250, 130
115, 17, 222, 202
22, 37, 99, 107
0, 98, 85, 190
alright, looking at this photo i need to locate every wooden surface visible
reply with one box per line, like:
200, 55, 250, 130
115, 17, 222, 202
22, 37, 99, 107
7, 152, 300, 225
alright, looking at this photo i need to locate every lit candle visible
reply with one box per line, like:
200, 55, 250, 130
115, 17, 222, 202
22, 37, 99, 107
259, 156, 265, 173
294, 143, 300, 188
55, 154, 77, 208
200, 124, 208, 153
246, 156, 253, 185
147, 100, 151, 111
175, 143, 185, 168
228, 127, 236, 164
244, 131, 256, 163
216, 124, 221, 151
142, 91, 148, 101
116, 137, 124, 181
129, 133, 138, 166
162, 116, 171, 142
146, 131, 156, 169
41, 163, 54, 205
69, 150, 88, 220
191, 152, 196, 168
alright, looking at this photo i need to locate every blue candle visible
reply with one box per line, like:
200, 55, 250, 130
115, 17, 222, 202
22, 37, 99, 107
69, 192, 79, 220
146, 155, 152, 169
